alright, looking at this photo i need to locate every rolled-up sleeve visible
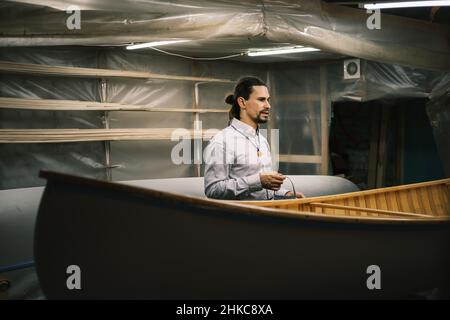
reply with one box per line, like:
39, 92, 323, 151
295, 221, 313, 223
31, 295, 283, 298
204, 139, 262, 199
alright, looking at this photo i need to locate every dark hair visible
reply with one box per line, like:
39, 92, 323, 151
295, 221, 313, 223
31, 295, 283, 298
226, 76, 267, 121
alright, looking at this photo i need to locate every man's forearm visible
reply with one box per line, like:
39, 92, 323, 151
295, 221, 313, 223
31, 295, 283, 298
205, 173, 262, 200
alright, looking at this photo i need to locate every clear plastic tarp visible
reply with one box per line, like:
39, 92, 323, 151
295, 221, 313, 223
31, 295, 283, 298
1, 0, 449, 70
1, 46, 448, 189
102, 49, 267, 181
0, 47, 106, 189
0, 0, 449, 188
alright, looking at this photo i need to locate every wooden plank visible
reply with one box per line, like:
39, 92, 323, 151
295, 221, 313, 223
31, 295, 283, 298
306, 100, 321, 174
320, 65, 329, 175
420, 187, 434, 215
309, 202, 432, 218
0, 61, 234, 83
384, 192, 392, 211
426, 187, 442, 216
333, 200, 345, 215
278, 154, 322, 164
346, 198, 353, 215
357, 196, 367, 217
315, 204, 323, 214
434, 185, 448, 216
376, 105, 391, 188
0, 97, 228, 113
367, 194, 378, 216
398, 190, 410, 213
100, 78, 112, 181
395, 105, 405, 184
266, 70, 273, 150
438, 185, 450, 215
367, 105, 381, 189
274, 94, 320, 102
410, 188, 423, 214
0, 128, 217, 143
193, 81, 202, 177
386, 191, 398, 211
392, 191, 401, 211
377, 193, 388, 211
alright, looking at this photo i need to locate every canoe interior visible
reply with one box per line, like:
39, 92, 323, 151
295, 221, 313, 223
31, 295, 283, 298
240, 179, 450, 219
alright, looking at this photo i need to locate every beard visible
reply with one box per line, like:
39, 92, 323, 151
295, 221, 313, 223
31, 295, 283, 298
257, 118, 268, 124
257, 110, 269, 123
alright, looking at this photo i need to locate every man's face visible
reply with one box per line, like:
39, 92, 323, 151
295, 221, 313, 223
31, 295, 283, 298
240, 85, 271, 124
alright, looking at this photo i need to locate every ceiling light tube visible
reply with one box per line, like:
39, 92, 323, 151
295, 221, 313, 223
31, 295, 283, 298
363, 1, 450, 10
126, 40, 190, 50
247, 46, 320, 57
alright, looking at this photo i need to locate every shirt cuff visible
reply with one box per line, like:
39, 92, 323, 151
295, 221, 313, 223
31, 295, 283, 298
246, 173, 263, 192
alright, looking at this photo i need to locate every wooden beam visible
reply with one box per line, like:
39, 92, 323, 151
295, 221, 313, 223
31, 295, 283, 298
367, 104, 381, 189
320, 65, 329, 175
0, 97, 228, 113
395, 104, 405, 184
0, 61, 234, 83
0, 128, 218, 143
279, 154, 322, 164
376, 104, 391, 188
274, 94, 321, 102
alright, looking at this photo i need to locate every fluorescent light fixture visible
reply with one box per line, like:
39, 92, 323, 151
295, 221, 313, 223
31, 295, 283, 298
363, 1, 450, 10
126, 40, 190, 50
247, 46, 320, 57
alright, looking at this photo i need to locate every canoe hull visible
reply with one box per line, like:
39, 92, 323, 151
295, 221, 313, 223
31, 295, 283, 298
34, 173, 450, 299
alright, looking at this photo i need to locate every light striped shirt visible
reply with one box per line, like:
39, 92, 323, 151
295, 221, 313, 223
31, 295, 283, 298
204, 118, 289, 200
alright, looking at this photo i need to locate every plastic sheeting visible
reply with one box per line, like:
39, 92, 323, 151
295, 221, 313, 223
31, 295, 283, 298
269, 63, 322, 174
1, 0, 449, 70
327, 60, 450, 103
264, 1, 450, 70
427, 93, 450, 178
0, 46, 449, 189
101, 49, 267, 180
268, 58, 450, 176
0, 47, 106, 189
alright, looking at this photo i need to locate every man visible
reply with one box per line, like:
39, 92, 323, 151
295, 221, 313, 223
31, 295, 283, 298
204, 76, 304, 200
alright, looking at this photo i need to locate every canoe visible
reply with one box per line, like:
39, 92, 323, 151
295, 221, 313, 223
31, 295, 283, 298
34, 171, 450, 299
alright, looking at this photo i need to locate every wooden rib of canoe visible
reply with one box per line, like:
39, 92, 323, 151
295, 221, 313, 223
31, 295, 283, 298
34, 171, 450, 299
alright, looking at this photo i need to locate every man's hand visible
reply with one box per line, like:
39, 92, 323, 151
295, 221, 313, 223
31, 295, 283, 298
285, 191, 305, 199
260, 172, 285, 191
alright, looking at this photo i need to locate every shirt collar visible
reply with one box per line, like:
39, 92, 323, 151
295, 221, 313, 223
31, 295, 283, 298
230, 118, 259, 137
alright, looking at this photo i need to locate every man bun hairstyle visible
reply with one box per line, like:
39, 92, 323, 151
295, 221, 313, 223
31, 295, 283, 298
225, 94, 235, 105
227, 76, 267, 121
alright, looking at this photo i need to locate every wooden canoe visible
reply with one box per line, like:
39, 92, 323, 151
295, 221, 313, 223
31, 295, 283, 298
34, 171, 450, 299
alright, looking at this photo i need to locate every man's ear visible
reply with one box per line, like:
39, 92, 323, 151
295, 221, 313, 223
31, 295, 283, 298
237, 97, 246, 109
